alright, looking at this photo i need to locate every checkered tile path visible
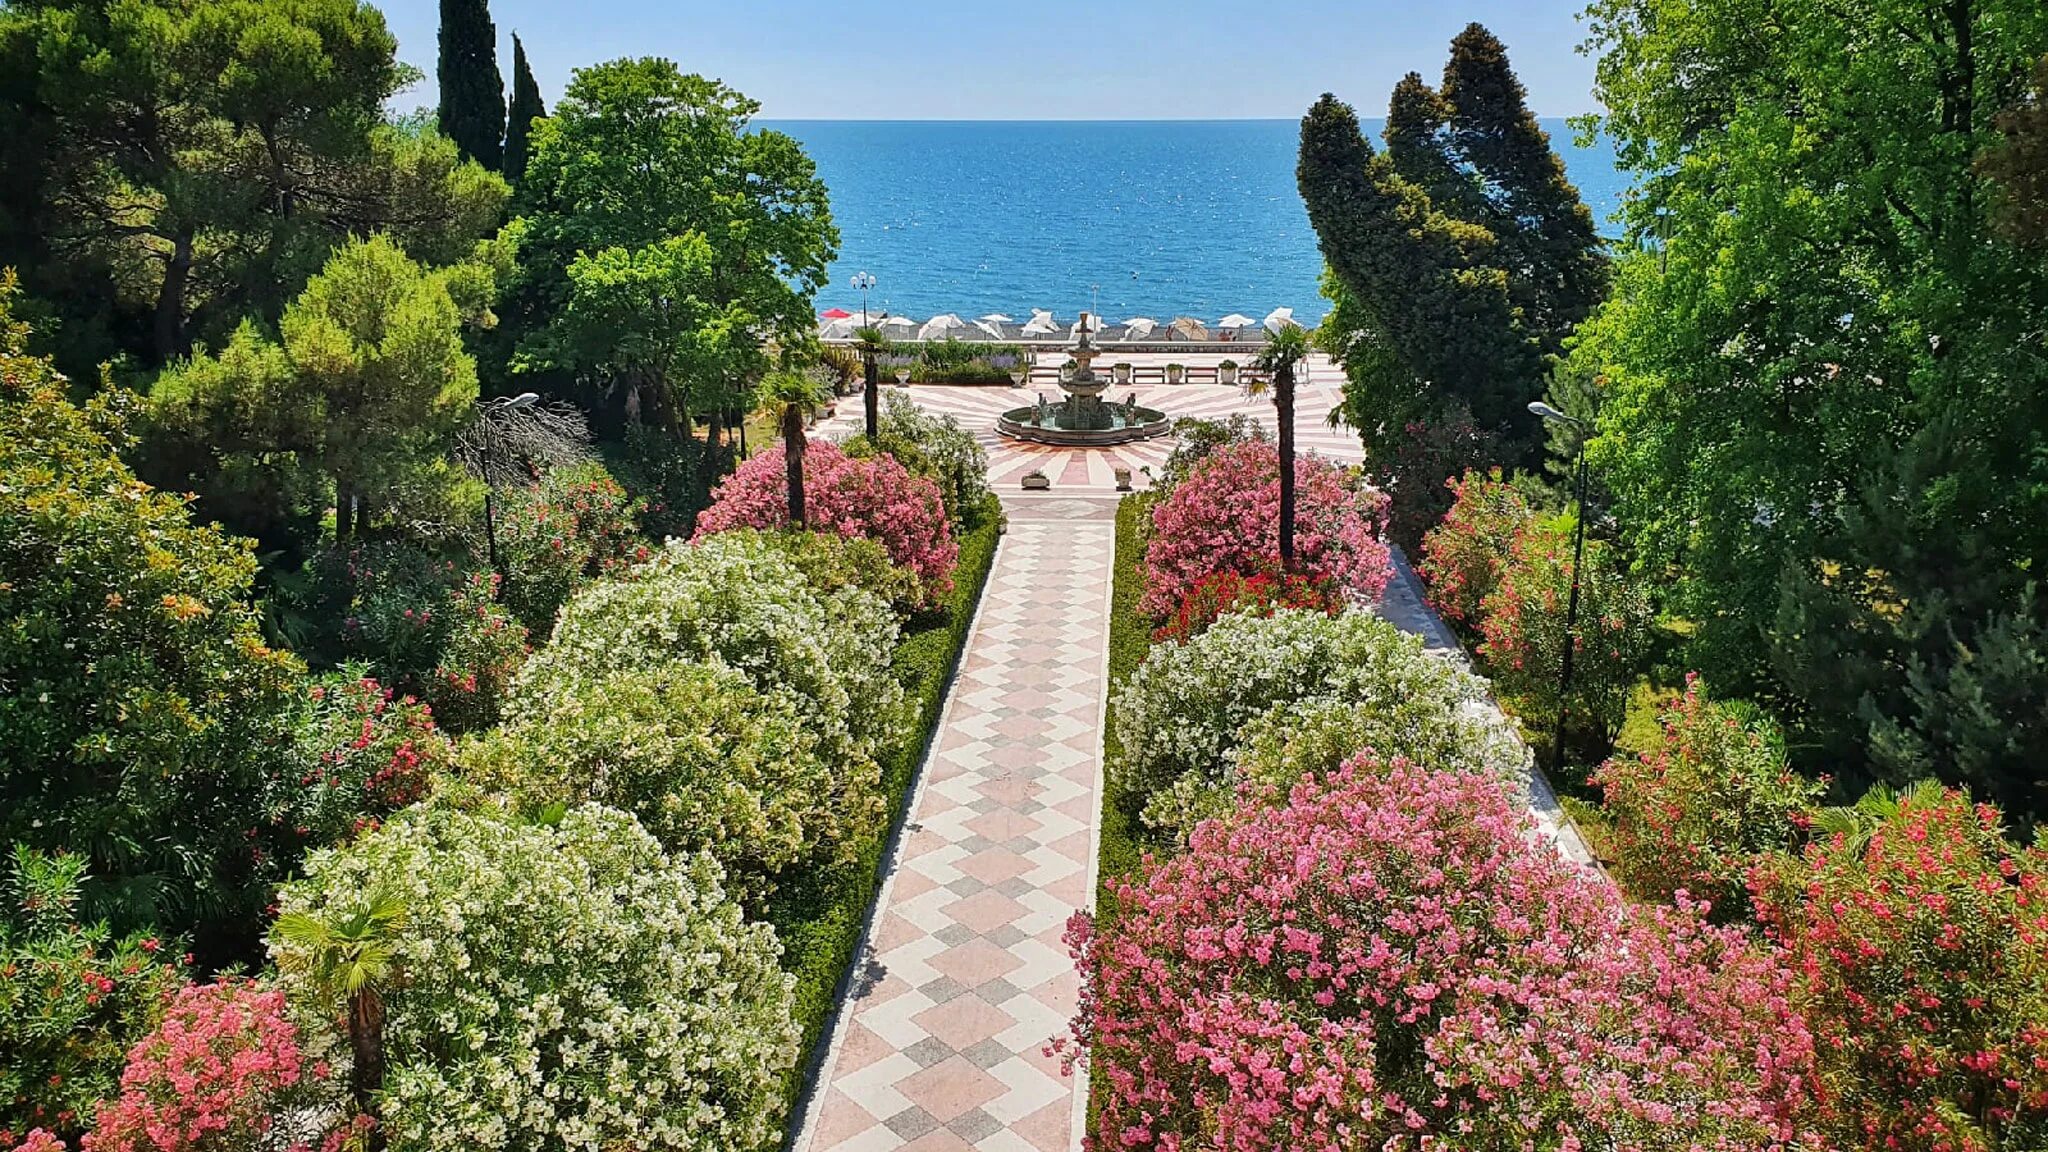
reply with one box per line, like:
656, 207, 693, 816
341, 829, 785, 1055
793, 506, 1116, 1152
815, 354, 1363, 493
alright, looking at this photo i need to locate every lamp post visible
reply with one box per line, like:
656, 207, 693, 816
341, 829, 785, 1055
480, 391, 540, 581
851, 271, 875, 328
1528, 400, 1589, 779
852, 272, 879, 439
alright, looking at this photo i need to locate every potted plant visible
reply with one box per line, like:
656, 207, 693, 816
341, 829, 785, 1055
1165, 362, 1186, 385
1059, 358, 1078, 384
1022, 469, 1051, 491
1113, 362, 1133, 384
1218, 359, 1239, 385
1113, 466, 1133, 491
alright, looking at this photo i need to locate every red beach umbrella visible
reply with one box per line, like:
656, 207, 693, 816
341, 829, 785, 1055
819, 307, 853, 320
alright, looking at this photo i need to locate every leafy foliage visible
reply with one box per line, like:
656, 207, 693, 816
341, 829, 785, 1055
1418, 466, 1540, 627
1369, 407, 1507, 553
492, 463, 646, 634
276, 676, 451, 853
273, 803, 799, 1152
847, 390, 993, 526
502, 34, 544, 185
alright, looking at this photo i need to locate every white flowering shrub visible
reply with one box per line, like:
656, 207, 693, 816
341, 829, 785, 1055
859, 390, 993, 523
1111, 607, 1526, 835
462, 659, 881, 900
518, 532, 908, 765
272, 802, 797, 1152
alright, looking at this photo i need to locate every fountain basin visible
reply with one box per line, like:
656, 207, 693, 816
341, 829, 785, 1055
997, 404, 1171, 446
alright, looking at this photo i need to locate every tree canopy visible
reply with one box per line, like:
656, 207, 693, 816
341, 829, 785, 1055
502, 32, 544, 184
436, 0, 503, 171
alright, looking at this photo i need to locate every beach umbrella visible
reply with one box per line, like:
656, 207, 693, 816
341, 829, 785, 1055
819, 318, 855, 340
1217, 313, 1258, 329
1021, 309, 1059, 336
1170, 316, 1210, 341
972, 319, 1006, 340
1122, 317, 1157, 338
819, 307, 853, 320
980, 313, 1013, 323
1262, 306, 1298, 333
878, 315, 915, 329
918, 313, 965, 341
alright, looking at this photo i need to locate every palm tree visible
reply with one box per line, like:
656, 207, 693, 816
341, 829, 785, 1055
1248, 325, 1313, 570
757, 370, 832, 528
273, 889, 408, 1123
852, 325, 889, 440
1809, 778, 1948, 857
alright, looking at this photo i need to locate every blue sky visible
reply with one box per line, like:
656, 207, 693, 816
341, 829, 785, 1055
380, 0, 1601, 121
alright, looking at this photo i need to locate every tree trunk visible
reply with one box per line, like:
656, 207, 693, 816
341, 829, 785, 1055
335, 478, 355, 544
783, 405, 807, 528
1277, 369, 1297, 571
864, 355, 879, 440
153, 231, 194, 363
707, 408, 726, 454
347, 986, 387, 1130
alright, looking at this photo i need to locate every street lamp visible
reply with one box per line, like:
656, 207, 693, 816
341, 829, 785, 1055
1528, 400, 1589, 780
480, 391, 540, 581
851, 271, 876, 328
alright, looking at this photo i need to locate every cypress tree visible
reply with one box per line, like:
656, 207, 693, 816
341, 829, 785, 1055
503, 33, 545, 184
1383, 72, 1475, 215
1441, 22, 1606, 352
438, 0, 505, 171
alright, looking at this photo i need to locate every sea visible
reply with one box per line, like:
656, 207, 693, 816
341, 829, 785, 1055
767, 119, 1631, 326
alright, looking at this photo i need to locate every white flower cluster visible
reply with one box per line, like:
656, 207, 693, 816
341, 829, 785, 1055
1112, 607, 1527, 836
273, 803, 798, 1152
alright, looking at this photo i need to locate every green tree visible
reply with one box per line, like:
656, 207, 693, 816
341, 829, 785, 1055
853, 323, 888, 439
0, 273, 302, 943
1982, 54, 2048, 244
272, 888, 406, 1119
436, 0, 504, 171
757, 369, 830, 528
1248, 324, 1312, 569
508, 59, 837, 436
1573, 0, 2048, 806
502, 33, 544, 184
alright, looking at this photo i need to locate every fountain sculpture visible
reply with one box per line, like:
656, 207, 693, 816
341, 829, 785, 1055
996, 312, 1169, 446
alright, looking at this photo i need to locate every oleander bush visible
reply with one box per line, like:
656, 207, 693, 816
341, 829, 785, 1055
1066, 762, 1820, 1151
462, 659, 876, 901
744, 529, 922, 615
517, 532, 908, 766
847, 390, 993, 526
1418, 466, 1540, 627
1479, 520, 1653, 745
1370, 407, 1507, 553
1, 850, 186, 1148
1111, 608, 1517, 835
1753, 784, 2048, 1152
696, 438, 957, 605
273, 803, 797, 1152
1140, 438, 1391, 618
1152, 413, 1266, 496
1152, 568, 1343, 645
82, 979, 339, 1152
493, 462, 647, 633
1, 293, 302, 938
1592, 675, 1823, 917
275, 675, 451, 852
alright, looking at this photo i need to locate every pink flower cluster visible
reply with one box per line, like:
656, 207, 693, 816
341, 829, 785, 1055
83, 980, 325, 1152
1066, 761, 1820, 1151
696, 439, 957, 602
1141, 440, 1391, 619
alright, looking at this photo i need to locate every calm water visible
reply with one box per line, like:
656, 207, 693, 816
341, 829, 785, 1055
768, 119, 1630, 325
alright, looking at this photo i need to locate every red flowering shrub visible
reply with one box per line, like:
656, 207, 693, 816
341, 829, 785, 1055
278, 676, 452, 849
1479, 521, 1652, 744
696, 439, 957, 605
1753, 785, 2048, 1152
421, 571, 528, 733
1417, 466, 1537, 626
495, 463, 646, 633
1370, 407, 1506, 552
84, 979, 336, 1152
1140, 439, 1391, 618
1152, 569, 1343, 644
1591, 675, 1824, 918
11, 1130, 65, 1152
1066, 761, 1819, 1151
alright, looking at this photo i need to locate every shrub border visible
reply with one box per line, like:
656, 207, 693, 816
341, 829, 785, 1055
773, 496, 1006, 1147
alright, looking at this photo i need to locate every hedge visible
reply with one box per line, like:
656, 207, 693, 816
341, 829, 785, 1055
766, 493, 1005, 1127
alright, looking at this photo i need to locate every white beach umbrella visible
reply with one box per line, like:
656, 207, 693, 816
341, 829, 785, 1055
878, 315, 915, 329
1121, 317, 1157, 338
1217, 313, 1258, 329
918, 313, 965, 341
1262, 306, 1298, 333
1170, 316, 1210, 341
1021, 309, 1059, 336
980, 313, 1014, 323
972, 319, 1006, 340
819, 318, 856, 340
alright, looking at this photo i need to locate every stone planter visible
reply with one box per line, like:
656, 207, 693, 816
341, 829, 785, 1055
1113, 362, 1133, 384
1218, 360, 1239, 386
1021, 470, 1051, 491
1165, 363, 1186, 385
1114, 467, 1133, 492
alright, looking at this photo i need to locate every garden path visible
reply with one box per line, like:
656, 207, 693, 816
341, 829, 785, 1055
793, 494, 1117, 1152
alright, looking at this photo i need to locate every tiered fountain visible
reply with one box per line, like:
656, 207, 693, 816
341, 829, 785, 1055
996, 313, 1169, 446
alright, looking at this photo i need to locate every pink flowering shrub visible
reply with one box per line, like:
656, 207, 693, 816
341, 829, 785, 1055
84, 979, 337, 1152
421, 571, 528, 733
1591, 675, 1823, 918
1417, 466, 1537, 626
1753, 785, 2048, 1152
278, 676, 452, 850
696, 439, 957, 606
1066, 761, 1820, 1151
1140, 439, 1391, 618
494, 463, 647, 633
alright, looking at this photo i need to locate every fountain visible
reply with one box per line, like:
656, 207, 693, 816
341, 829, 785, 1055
996, 313, 1170, 446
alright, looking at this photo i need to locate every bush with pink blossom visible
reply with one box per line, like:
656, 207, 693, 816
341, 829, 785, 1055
696, 439, 956, 606
83, 978, 340, 1152
1140, 438, 1391, 618
1066, 761, 1820, 1151
1417, 466, 1540, 627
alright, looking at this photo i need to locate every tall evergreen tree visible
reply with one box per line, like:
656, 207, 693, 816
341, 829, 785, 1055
1441, 22, 1608, 353
438, 0, 505, 171
1383, 72, 1474, 215
503, 33, 545, 184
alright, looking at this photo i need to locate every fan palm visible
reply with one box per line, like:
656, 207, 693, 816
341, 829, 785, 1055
273, 889, 407, 1118
1809, 778, 1949, 858
852, 325, 889, 439
1248, 325, 1313, 569
757, 369, 833, 528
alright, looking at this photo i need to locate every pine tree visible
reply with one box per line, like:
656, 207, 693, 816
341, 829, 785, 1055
1383, 72, 1475, 215
1441, 22, 1607, 354
503, 33, 545, 184
438, 0, 505, 171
